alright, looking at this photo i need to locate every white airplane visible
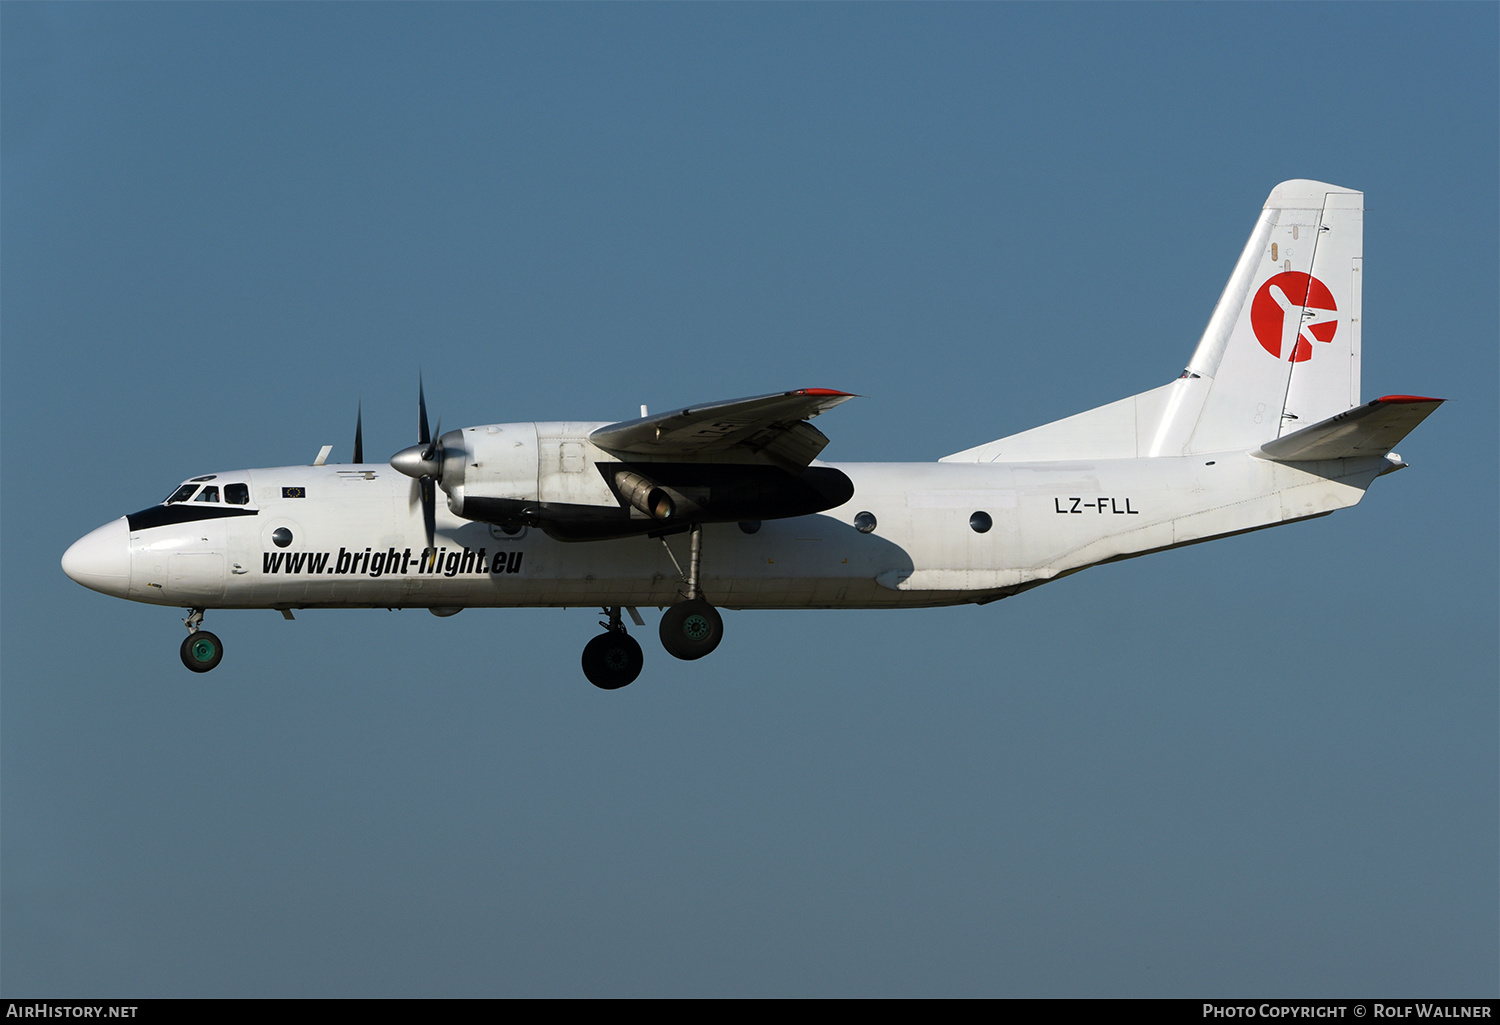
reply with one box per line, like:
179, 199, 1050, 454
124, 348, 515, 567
62, 180, 1442, 689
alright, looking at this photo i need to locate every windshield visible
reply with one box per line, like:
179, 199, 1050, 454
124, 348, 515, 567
164, 480, 252, 506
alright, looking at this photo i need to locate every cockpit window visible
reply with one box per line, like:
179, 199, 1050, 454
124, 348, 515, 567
224, 483, 250, 505
193, 486, 220, 503
166, 484, 199, 504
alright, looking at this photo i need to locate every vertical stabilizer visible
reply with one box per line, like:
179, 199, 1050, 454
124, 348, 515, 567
1181, 180, 1363, 453
942, 181, 1366, 465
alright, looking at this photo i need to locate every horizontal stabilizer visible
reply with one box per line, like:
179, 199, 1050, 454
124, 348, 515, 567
1255, 395, 1443, 461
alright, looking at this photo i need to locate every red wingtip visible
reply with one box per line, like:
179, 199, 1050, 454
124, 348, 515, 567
794, 388, 855, 397
1376, 394, 1445, 404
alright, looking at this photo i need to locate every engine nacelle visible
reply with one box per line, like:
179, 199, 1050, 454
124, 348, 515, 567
439, 422, 621, 523
432, 421, 854, 542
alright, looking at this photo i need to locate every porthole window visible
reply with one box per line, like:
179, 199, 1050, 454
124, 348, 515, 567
970, 510, 992, 533
271, 527, 293, 548
738, 520, 761, 535
854, 511, 877, 534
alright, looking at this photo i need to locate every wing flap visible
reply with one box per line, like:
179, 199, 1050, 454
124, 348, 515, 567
1255, 395, 1444, 461
590, 389, 855, 467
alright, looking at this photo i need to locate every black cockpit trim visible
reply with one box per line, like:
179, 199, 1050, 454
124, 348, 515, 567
126, 505, 259, 531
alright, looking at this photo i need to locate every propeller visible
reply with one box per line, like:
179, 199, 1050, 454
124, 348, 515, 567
352, 400, 363, 464
418, 373, 430, 448
390, 376, 444, 551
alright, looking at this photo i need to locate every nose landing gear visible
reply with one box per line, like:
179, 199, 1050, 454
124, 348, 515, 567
581, 607, 644, 690
179, 608, 223, 673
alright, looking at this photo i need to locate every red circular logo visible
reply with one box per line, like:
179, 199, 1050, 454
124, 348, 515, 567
1250, 272, 1338, 363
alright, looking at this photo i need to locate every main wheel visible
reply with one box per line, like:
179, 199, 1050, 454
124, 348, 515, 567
659, 598, 724, 661
581, 631, 644, 690
180, 630, 224, 673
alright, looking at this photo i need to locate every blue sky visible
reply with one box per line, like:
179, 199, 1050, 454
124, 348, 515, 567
4, 3, 1495, 997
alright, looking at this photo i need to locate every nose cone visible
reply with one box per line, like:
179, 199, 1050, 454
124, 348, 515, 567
390, 444, 439, 480
62, 517, 132, 597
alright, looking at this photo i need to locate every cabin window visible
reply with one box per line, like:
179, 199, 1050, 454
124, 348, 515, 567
854, 511, 877, 534
970, 511, 993, 533
193, 486, 220, 503
224, 483, 250, 505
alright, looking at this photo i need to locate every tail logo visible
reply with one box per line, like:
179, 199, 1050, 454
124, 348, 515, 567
1250, 272, 1339, 363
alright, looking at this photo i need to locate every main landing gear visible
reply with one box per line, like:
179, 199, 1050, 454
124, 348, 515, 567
659, 521, 724, 661
577, 522, 727, 688
659, 598, 723, 661
579, 528, 726, 690
582, 607, 644, 690
179, 608, 223, 673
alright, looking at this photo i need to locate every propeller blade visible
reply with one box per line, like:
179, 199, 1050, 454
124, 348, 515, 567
422, 417, 443, 463
352, 400, 364, 464
421, 478, 436, 551
394, 374, 438, 551
418, 375, 430, 448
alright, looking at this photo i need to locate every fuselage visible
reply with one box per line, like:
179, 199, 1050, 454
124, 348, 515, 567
63, 448, 1389, 614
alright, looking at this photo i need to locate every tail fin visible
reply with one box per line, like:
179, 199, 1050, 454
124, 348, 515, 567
942, 180, 1364, 463
1181, 179, 1363, 453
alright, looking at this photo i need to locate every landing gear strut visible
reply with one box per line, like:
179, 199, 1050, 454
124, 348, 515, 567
659, 523, 724, 661
581, 606, 643, 690
179, 608, 224, 673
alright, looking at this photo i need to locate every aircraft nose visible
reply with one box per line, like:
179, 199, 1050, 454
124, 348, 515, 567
62, 517, 132, 597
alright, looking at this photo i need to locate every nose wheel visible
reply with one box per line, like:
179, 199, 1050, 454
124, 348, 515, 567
581, 607, 643, 690
179, 609, 224, 673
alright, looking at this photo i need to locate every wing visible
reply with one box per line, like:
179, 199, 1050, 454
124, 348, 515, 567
589, 388, 856, 469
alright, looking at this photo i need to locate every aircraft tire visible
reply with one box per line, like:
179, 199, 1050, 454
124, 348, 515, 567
659, 598, 723, 661
582, 631, 643, 690
180, 631, 224, 673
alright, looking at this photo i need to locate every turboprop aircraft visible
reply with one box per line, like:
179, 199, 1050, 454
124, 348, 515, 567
62, 180, 1442, 689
